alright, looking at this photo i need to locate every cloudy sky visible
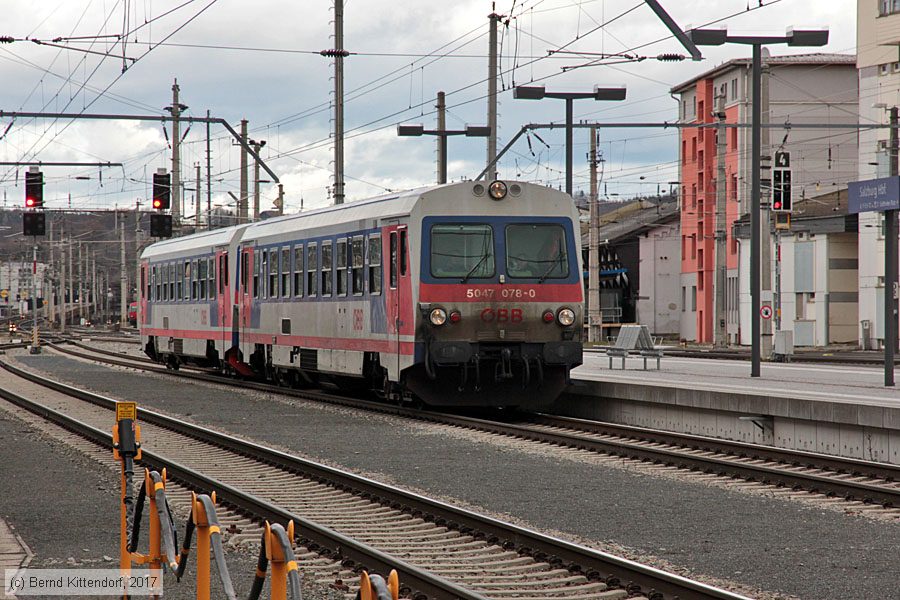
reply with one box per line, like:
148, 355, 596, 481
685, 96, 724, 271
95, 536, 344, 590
0, 0, 856, 217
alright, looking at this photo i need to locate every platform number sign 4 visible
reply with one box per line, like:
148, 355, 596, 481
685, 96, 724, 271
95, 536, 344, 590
774, 151, 790, 168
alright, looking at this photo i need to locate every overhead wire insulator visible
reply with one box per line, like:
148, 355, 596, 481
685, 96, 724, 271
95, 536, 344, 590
656, 53, 685, 62
319, 49, 351, 57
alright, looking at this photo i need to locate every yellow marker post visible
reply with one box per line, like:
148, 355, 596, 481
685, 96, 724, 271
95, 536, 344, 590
191, 492, 216, 600
112, 402, 141, 599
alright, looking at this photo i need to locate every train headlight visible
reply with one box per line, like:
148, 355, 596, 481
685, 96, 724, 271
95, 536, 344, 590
488, 180, 508, 200
429, 307, 448, 326
557, 307, 576, 327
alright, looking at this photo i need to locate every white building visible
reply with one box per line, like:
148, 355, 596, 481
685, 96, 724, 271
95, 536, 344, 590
856, 0, 900, 349
0, 261, 48, 313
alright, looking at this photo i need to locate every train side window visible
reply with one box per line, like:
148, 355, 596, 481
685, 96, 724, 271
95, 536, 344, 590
351, 236, 364, 295
141, 266, 147, 300
195, 260, 202, 300
199, 259, 208, 300
281, 248, 290, 298
269, 248, 279, 298
169, 264, 175, 301
160, 265, 167, 301
389, 232, 397, 288
184, 261, 191, 300
307, 243, 318, 297
241, 252, 249, 292
321, 241, 333, 297
208, 258, 216, 300
400, 229, 408, 276
336, 239, 348, 296
224, 255, 229, 288
177, 262, 184, 301
218, 255, 225, 294
367, 235, 382, 294
260, 251, 268, 299
153, 266, 160, 301
252, 252, 259, 298
293, 246, 304, 297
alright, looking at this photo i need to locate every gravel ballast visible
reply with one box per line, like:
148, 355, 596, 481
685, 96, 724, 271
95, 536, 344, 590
15, 351, 900, 600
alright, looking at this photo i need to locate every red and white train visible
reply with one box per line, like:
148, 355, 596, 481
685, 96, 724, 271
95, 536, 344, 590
139, 180, 583, 408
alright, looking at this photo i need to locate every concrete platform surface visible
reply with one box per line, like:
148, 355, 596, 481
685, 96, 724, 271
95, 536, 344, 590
575, 353, 900, 406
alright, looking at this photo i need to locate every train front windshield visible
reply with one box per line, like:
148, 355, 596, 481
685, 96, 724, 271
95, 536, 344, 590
428, 220, 573, 282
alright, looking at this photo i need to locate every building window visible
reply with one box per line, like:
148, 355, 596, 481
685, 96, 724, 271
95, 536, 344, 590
682, 286, 686, 312
682, 99, 688, 119
691, 137, 697, 162
880, 63, 890, 76
691, 286, 697, 312
880, 0, 900, 16
730, 78, 737, 100
731, 174, 738, 201
730, 127, 737, 150
691, 234, 697, 260
682, 140, 687, 164
691, 183, 697, 209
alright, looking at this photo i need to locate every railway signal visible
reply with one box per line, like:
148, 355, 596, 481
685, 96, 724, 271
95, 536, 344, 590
23, 212, 46, 236
152, 170, 171, 210
772, 151, 792, 212
24, 169, 43, 208
150, 213, 173, 238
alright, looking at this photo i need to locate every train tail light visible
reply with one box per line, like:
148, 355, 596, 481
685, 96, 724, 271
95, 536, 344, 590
449, 311, 461, 324
542, 310, 555, 323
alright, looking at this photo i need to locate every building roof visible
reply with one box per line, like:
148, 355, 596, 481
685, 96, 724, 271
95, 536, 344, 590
731, 187, 857, 238
671, 53, 856, 94
580, 196, 679, 247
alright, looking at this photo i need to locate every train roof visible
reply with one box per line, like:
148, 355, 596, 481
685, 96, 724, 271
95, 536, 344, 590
238, 183, 439, 241
140, 223, 248, 260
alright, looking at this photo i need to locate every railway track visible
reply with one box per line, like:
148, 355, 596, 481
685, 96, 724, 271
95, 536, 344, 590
0, 354, 750, 600
49, 340, 900, 514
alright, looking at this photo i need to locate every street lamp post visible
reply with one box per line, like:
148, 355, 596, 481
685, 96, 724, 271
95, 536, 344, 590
513, 85, 626, 196
398, 92, 491, 185
687, 26, 829, 378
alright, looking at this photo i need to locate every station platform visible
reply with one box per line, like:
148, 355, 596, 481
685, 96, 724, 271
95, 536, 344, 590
559, 353, 900, 464
0, 517, 31, 598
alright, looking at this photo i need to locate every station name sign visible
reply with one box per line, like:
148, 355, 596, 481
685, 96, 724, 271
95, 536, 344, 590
848, 176, 900, 214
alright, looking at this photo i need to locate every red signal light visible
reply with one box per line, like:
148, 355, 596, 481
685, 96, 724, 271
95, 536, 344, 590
153, 198, 163, 209
25, 198, 36, 208
773, 201, 782, 210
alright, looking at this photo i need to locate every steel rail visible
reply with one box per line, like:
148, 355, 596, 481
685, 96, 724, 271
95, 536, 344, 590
47, 342, 900, 506
1, 356, 750, 600
0, 363, 486, 600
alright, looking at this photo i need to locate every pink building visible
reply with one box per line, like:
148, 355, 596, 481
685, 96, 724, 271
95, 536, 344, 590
672, 54, 857, 343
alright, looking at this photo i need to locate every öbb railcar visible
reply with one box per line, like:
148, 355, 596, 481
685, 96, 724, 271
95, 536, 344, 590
139, 180, 583, 408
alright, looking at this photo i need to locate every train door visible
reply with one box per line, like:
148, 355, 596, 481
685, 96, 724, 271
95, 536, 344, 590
386, 225, 410, 378
139, 262, 149, 326
216, 248, 229, 358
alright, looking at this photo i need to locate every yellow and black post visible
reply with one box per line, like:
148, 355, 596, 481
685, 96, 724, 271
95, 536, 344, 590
112, 402, 140, 591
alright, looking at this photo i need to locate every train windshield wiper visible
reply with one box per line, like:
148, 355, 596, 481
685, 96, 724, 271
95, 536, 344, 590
460, 253, 490, 283
538, 255, 562, 283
